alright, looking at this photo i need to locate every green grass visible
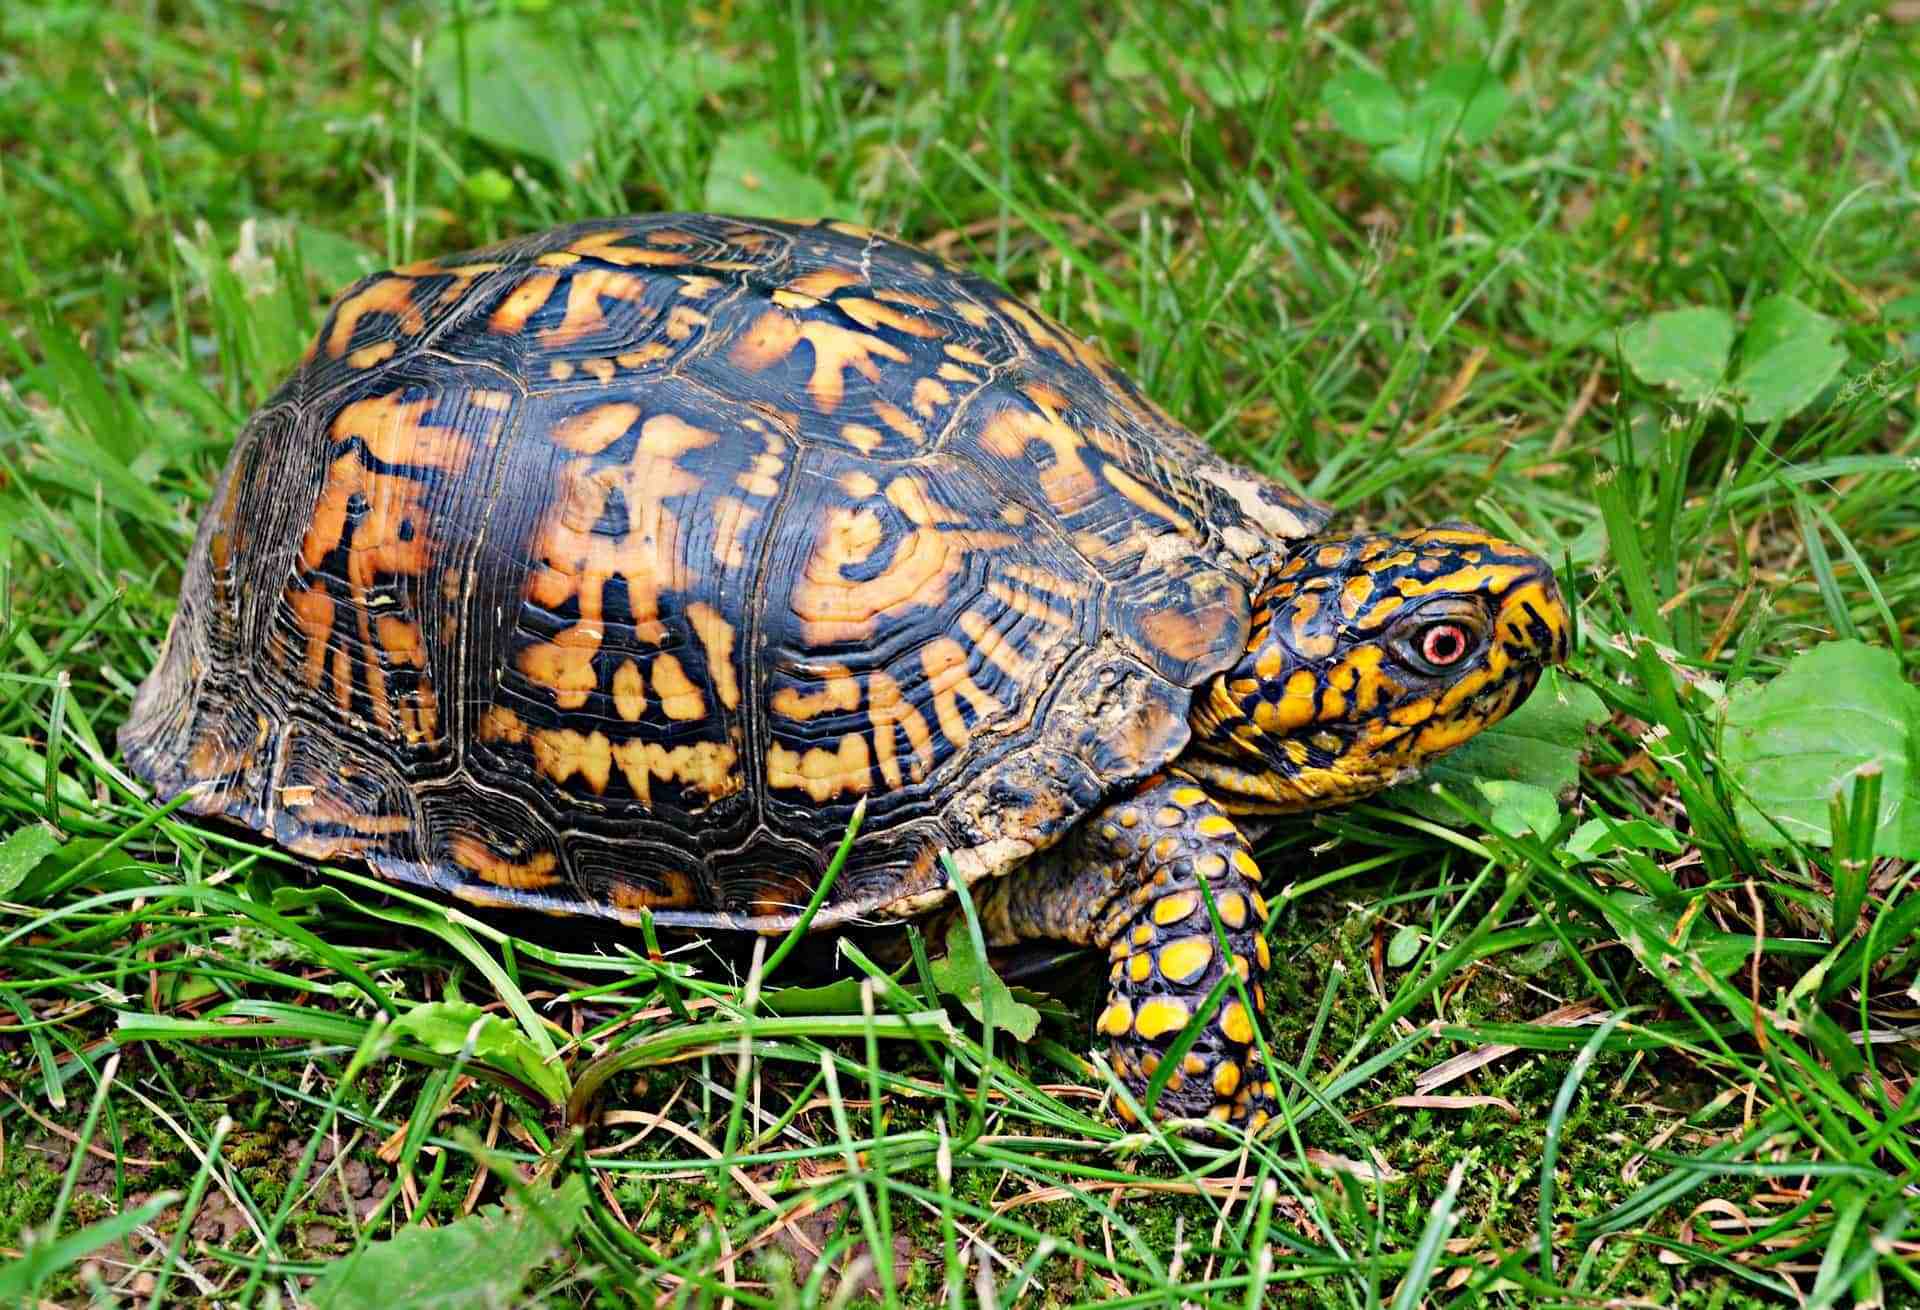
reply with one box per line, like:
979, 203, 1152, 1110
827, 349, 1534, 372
2, 1, 1918, 1305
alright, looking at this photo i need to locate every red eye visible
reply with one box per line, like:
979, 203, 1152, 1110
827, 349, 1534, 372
1420, 623, 1470, 667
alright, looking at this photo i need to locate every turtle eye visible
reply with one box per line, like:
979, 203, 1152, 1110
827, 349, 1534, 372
1420, 623, 1470, 668
1390, 612, 1485, 676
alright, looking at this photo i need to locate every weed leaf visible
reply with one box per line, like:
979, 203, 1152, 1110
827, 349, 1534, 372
1720, 640, 1920, 857
1597, 892, 1748, 997
1480, 780, 1563, 839
307, 1176, 587, 1310
0, 824, 61, 897
1386, 924, 1423, 968
930, 920, 1041, 1042
296, 225, 383, 289
1619, 307, 1735, 405
1103, 35, 1152, 81
705, 127, 839, 220
1393, 669, 1605, 823
1322, 70, 1407, 146
1422, 63, 1509, 146
1733, 294, 1848, 422
1566, 818, 1686, 861
391, 1000, 570, 1107
425, 18, 595, 172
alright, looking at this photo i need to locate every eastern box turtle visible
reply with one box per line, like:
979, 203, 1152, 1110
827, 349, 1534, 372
123, 214, 1568, 1128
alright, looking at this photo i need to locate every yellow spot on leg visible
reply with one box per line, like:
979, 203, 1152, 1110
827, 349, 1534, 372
1158, 936, 1214, 984
1220, 1001, 1254, 1045
1212, 1062, 1241, 1097
1133, 998, 1192, 1041
1216, 891, 1249, 930
1152, 892, 1197, 926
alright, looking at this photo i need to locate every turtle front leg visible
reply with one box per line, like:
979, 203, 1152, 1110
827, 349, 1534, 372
977, 776, 1277, 1129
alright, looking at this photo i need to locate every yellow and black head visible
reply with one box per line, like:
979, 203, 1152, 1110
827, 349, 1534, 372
1184, 528, 1569, 811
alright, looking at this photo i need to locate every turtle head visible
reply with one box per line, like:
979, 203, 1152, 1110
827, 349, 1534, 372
1184, 528, 1569, 811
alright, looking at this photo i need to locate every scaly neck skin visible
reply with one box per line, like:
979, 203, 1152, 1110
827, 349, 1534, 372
1178, 528, 1569, 816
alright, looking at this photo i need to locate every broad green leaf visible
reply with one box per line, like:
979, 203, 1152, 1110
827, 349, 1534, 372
1354, 63, 1507, 181
1733, 294, 1848, 422
1419, 63, 1510, 145
1720, 640, 1920, 858
704, 127, 839, 221
1619, 307, 1734, 405
1597, 892, 1748, 998
1375, 136, 1438, 185
1103, 34, 1152, 80
1322, 70, 1406, 145
307, 1176, 586, 1310
0, 737, 90, 809
1481, 780, 1562, 839
295, 225, 382, 289
10, 834, 146, 903
1566, 818, 1685, 861
390, 1000, 569, 1107
0, 825, 61, 897
929, 921, 1041, 1042
1195, 59, 1274, 109
763, 962, 910, 1016
1391, 669, 1606, 823
424, 18, 595, 172
1386, 924, 1423, 968
596, 32, 751, 128
1565, 818, 1688, 897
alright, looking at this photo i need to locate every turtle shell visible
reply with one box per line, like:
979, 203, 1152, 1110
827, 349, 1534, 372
121, 215, 1331, 931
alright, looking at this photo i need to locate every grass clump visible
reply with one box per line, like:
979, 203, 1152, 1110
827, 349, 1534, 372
3, 1, 1917, 1305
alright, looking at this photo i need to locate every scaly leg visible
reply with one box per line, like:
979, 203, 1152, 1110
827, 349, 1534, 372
973, 776, 1278, 1128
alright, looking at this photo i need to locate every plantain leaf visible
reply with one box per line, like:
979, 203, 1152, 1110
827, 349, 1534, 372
0, 824, 61, 897
1386, 924, 1423, 968
1322, 69, 1407, 146
307, 1176, 586, 1310
1733, 294, 1848, 422
1392, 669, 1606, 824
390, 1000, 569, 1107
1596, 892, 1749, 998
1619, 307, 1734, 406
424, 18, 596, 173
704, 127, 840, 221
930, 921, 1041, 1042
1720, 640, 1920, 858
